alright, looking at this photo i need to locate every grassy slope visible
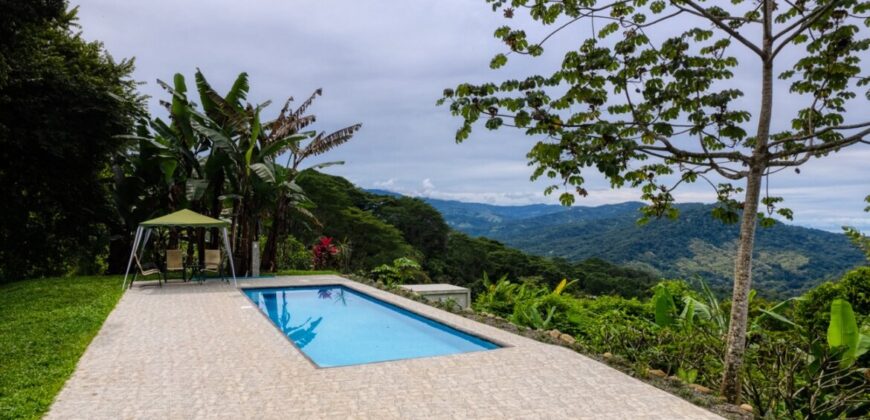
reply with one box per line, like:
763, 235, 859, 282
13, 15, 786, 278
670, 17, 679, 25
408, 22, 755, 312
0, 276, 124, 420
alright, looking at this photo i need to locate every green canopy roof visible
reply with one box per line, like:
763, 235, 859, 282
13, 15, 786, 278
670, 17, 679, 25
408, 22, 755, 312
139, 209, 229, 227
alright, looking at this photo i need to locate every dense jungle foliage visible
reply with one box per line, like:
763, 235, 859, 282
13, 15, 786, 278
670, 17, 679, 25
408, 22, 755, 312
0, 1, 144, 282
472, 268, 870, 419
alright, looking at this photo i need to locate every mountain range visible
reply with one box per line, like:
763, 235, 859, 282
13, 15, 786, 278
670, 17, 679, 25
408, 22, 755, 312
370, 190, 865, 295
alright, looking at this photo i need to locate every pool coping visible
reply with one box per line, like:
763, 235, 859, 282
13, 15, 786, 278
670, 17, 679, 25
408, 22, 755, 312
239, 281, 513, 370
47, 274, 723, 419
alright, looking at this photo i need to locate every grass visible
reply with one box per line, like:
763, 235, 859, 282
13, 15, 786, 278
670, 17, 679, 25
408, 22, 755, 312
0, 276, 124, 420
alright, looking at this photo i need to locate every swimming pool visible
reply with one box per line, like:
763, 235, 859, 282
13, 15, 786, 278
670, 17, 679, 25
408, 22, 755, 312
243, 285, 500, 367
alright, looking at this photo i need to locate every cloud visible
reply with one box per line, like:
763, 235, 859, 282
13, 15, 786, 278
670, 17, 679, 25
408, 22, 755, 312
373, 178, 396, 189
74, 0, 870, 232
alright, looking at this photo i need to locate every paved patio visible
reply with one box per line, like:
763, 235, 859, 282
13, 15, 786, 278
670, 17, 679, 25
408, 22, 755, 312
47, 275, 719, 419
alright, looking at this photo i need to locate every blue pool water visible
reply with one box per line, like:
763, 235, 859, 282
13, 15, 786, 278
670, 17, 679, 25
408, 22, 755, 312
244, 285, 499, 367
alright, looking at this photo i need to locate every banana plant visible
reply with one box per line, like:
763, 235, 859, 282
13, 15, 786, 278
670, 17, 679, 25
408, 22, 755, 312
680, 278, 728, 334
510, 299, 557, 330
119, 69, 336, 275
828, 299, 869, 367
652, 284, 677, 328
765, 298, 869, 368
259, 89, 362, 272
474, 273, 518, 316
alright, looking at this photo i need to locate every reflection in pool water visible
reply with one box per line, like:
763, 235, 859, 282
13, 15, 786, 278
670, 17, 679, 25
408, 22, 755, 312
245, 285, 499, 367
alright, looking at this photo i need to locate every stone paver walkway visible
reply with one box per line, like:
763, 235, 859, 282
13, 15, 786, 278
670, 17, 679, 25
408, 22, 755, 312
47, 275, 719, 419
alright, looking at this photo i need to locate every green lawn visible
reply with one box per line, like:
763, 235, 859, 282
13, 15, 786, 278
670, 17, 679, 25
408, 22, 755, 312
0, 276, 124, 420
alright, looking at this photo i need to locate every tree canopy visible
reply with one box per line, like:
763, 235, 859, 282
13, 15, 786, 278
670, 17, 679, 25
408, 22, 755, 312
0, 1, 143, 282
439, 0, 870, 402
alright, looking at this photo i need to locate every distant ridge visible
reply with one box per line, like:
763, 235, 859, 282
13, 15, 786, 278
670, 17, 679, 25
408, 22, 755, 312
367, 189, 864, 295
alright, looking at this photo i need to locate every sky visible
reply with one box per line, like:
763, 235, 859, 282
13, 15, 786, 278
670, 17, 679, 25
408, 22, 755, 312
75, 0, 869, 231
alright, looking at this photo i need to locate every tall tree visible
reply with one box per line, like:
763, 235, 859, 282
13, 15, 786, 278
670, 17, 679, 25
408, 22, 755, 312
0, 1, 143, 281
439, 0, 869, 402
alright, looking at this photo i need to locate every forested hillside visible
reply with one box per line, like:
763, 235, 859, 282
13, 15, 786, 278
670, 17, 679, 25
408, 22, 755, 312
291, 171, 658, 297
422, 198, 864, 296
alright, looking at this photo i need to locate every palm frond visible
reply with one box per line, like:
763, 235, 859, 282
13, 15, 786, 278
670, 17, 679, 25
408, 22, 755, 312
293, 89, 322, 119
298, 124, 362, 162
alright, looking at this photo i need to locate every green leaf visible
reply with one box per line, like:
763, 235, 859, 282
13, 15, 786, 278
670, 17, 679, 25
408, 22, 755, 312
653, 284, 676, 327
225, 72, 250, 106
681, 298, 695, 329
185, 179, 208, 201
490, 53, 508, 69
308, 161, 345, 170
759, 308, 797, 328
159, 159, 177, 184
828, 299, 861, 367
249, 163, 276, 183
258, 133, 308, 159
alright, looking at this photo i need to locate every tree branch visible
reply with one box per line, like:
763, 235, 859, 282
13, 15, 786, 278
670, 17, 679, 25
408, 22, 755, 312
767, 127, 870, 160
771, 0, 842, 58
675, 0, 766, 58
767, 121, 870, 148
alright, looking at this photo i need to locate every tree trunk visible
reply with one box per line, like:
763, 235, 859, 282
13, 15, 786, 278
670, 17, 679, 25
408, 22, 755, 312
721, 2, 774, 401
107, 228, 132, 274
262, 197, 287, 272
236, 207, 251, 276
720, 165, 763, 402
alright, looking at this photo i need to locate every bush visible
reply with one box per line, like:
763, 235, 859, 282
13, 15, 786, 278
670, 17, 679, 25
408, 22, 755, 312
369, 257, 428, 288
465, 272, 870, 417
795, 267, 870, 337
273, 235, 311, 271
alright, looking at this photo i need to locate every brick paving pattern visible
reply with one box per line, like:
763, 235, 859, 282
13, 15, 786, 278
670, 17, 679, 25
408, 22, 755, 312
47, 275, 720, 419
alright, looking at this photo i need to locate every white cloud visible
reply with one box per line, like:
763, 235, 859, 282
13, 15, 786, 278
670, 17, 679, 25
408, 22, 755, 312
373, 178, 397, 189
75, 0, 870, 232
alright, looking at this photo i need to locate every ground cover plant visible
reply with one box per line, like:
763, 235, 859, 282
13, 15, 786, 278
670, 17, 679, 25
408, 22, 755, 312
0, 276, 124, 419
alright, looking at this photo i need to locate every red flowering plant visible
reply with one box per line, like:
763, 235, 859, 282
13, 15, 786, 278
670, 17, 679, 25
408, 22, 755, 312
312, 237, 339, 270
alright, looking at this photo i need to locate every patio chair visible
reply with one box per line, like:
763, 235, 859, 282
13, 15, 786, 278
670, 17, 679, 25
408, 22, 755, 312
132, 254, 164, 287
203, 249, 225, 282
165, 249, 185, 281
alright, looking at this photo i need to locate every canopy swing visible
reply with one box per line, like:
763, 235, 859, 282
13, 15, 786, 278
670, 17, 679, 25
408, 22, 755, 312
121, 209, 237, 289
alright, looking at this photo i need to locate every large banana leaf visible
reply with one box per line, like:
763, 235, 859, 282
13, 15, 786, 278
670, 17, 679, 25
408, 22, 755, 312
680, 298, 696, 329
827, 299, 861, 367
653, 285, 676, 328
298, 124, 362, 162
259, 133, 311, 160
191, 120, 238, 155
307, 161, 345, 171
185, 179, 208, 201
169, 73, 194, 144
250, 162, 276, 183
244, 109, 261, 176
225, 72, 250, 106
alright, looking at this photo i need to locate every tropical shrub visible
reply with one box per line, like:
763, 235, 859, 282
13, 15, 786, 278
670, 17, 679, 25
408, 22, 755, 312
312, 237, 339, 270
744, 298, 870, 418
468, 271, 869, 418
370, 257, 427, 288
271, 235, 311, 271
795, 267, 870, 338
